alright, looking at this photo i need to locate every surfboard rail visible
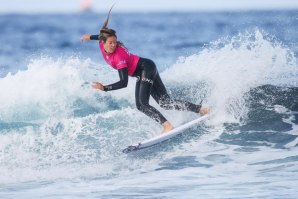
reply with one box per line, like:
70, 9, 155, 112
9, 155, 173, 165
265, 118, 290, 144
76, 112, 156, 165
122, 114, 210, 153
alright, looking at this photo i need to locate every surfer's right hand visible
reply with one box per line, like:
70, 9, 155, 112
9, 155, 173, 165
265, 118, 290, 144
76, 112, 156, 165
80, 34, 91, 41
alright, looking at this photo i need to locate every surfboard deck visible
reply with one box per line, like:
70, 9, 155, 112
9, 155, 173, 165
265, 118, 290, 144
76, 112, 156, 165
122, 114, 210, 154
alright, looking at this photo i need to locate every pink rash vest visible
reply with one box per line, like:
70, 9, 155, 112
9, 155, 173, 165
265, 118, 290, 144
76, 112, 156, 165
99, 42, 140, 76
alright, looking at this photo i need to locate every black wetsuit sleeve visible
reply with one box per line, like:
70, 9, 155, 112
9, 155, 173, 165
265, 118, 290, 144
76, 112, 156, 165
103, 68, 129, 91
90, 35, 99, 40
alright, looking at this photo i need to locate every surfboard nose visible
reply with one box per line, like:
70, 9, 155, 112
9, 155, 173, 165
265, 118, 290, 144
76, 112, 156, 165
122, 145, 140, 153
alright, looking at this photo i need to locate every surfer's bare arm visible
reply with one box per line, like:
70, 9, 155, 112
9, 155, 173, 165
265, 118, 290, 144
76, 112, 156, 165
80, 34, 99, 41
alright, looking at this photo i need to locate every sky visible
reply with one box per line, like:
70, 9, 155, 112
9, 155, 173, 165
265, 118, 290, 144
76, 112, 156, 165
0, 0, 298, 13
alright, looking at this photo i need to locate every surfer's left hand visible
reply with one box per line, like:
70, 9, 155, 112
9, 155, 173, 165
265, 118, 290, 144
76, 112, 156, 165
91, 82, 104, 91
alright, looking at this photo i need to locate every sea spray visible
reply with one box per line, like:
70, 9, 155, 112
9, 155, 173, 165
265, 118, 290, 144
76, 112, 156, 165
163, 30, 298, 123
0, 56, 114, 122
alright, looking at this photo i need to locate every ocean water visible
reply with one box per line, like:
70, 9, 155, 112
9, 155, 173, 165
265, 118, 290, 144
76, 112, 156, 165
0, 10, 298, 199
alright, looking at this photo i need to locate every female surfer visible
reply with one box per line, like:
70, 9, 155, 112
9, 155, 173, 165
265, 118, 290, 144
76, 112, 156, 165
80, 6, 209, 134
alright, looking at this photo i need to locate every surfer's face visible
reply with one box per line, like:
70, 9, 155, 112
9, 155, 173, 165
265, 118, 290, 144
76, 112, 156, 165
103, 36, 117, 54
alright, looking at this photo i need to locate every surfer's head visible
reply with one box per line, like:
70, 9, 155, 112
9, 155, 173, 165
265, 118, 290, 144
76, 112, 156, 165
101, 31, 117, 54
99, 4, 125, 53
99, 4, 116, 42
99, 28, 117, 42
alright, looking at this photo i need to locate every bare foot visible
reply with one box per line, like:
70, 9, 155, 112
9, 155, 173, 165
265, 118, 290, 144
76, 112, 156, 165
199, 106, 210, 116
161, 121, 174, 134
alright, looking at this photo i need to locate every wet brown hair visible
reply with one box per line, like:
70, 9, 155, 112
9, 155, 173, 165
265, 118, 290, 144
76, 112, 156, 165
99, 4, 125, 48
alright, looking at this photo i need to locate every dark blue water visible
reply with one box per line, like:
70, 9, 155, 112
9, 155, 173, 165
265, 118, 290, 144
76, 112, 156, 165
0, 10, 298, 199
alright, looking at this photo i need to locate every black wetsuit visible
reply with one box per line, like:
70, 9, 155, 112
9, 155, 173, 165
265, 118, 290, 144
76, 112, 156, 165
132, 58, 201, 124
90, 35, 201, 124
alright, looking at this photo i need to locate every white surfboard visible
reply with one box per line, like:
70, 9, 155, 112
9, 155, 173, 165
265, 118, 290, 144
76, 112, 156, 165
122, 114, 210, 153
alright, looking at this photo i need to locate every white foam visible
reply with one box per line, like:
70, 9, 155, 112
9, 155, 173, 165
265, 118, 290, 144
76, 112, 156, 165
163, 29, 298, 124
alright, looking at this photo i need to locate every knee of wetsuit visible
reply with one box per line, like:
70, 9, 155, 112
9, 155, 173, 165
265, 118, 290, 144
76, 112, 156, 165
136, 102, 142, 111
136, 101, 145, 110
136, 100, 151, 111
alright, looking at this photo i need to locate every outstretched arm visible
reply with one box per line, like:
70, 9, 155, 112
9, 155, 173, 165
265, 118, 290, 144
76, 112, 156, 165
92, 68, 129, 91
80, 34, 99, 41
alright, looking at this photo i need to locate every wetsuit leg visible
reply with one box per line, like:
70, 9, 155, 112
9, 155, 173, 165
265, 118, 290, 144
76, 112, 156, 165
134, 57, 201, 124
135, 58, 167, 124
150, 70, 201, 113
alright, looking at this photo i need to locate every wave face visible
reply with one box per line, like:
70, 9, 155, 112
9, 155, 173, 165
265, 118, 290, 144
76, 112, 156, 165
0, 11, 298, 199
